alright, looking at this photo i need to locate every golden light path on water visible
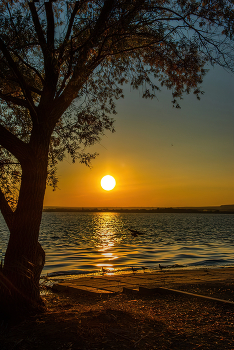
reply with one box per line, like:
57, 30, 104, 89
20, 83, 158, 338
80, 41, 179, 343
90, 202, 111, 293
91, 213, 120, 274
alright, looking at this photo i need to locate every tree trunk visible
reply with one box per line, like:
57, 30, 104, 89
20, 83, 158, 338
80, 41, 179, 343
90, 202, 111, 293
1, 149, 48, 318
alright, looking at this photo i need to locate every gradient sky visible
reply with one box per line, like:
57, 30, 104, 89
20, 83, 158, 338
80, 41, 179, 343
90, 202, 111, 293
44, 65, 234, 208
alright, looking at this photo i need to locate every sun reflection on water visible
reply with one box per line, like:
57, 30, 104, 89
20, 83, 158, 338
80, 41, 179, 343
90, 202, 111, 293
91, 213, 121, 273
27, 212, 234, 276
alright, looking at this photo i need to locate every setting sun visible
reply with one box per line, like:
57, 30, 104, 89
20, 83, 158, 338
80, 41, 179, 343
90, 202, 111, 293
101, 175, 116, 191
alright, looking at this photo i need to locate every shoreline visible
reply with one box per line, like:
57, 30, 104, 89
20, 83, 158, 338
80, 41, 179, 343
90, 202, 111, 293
43, 207, 234, 214
42, 266, 234, 303
42, 264, 234, 280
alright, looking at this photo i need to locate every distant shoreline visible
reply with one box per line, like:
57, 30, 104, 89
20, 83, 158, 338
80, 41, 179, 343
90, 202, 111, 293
43, 207, 234, 214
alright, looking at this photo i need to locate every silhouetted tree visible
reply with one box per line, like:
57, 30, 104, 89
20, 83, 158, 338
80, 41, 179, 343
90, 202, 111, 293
0, 0, 233, 316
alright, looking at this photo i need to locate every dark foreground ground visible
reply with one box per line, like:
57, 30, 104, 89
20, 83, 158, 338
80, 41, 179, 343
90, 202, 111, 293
1, 282, 234, 350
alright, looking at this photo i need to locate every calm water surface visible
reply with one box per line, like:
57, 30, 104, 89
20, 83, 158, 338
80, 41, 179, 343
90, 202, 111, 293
1, 212, 234, 276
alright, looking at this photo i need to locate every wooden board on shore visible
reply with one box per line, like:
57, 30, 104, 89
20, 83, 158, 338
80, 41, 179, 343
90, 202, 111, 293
49, 267, 234, 302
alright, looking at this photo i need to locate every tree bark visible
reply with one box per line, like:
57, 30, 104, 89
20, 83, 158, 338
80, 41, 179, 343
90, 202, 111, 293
1, 141, 49, 316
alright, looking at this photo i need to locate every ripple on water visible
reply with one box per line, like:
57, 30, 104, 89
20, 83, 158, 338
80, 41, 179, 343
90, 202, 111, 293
1, 212, 234, 276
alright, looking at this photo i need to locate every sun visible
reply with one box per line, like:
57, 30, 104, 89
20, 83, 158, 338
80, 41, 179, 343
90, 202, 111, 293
101, 175, 116, 191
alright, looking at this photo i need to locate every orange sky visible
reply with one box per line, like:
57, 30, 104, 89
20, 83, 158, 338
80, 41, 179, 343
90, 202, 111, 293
44, 66, 234, 208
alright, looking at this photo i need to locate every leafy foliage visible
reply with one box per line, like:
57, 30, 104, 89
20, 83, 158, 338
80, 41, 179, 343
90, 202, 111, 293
0, 0, 233, 209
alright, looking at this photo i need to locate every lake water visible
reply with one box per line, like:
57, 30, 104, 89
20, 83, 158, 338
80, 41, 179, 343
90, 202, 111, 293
1, 212, 234, 277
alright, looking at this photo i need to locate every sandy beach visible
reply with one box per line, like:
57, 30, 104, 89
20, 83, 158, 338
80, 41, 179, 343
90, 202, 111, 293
1, 267, 234, 350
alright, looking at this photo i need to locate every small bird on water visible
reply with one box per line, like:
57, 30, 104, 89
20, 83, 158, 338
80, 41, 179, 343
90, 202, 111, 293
131, 266, 138, 273
128, 228, 145, 237
101, 267, 109, 274
159, 263, 166, 271
142, 266, 148, 272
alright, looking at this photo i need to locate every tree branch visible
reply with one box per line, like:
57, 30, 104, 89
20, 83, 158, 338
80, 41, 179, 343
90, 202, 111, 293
0, 124, 33, 165
58, 1, 81, 62
56, 39, 74, 97
11, 50, 45, 85
0, 92, 29, 108
0, 38, 37, 121
26, 85, 42, 96
91, 0, 116, 38
0, 187, 14, 231
45, 1, 55, 51
65, 2, 81, 42
28, 2, 47, 56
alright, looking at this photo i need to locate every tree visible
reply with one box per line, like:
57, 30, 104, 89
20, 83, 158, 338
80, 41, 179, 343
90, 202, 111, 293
0, 0, 233, 316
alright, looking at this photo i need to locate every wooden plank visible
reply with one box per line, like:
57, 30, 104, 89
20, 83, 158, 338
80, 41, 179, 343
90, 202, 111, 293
139, 286, 234, 306
52, 283, 114, 295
